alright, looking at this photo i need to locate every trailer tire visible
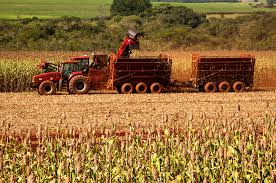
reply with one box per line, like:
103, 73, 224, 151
38, 80, 56, 95
204, 82, 217, 93
218, 81, 231, 93
121, 83, 133, 94
68, 75, 90, 94
150, 82, 162, 94
233, 81, 245, 93
135, 82, 148, 94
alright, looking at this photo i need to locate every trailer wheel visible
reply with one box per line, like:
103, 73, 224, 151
135, 82, 148, 94
38, 80, 56, 95
150, 82, 162, 94
204, 82, 217, 93
233, 81, 245, 93
218, 81, 231, 93
121, 83, 133, 94
68, 75, 90, 94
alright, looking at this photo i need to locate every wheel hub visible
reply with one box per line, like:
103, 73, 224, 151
76, 81, 85, 90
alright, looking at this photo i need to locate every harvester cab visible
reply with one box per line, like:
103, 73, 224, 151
91, 53, 109, 69
117, 29, 144, 57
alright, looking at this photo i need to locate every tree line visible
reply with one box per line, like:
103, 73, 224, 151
0, 2, 275, 51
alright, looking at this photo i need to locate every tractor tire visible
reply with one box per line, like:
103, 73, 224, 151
38, 80, 56, 95
68, 75, 90, 94
150, 82, 162, 94
204, 82, 217, 93
135, 82, 148, 94
218, 81, 231, 93
121, 83, 133, 94
233, 81, 245, 93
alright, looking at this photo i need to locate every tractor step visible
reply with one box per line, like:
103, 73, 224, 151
58, 79, 68, 91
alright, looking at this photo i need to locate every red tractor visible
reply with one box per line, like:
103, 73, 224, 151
31, 54, 109, 95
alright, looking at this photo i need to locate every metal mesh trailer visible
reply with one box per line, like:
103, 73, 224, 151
191, 54, 255, 92
108, 54, 172, 94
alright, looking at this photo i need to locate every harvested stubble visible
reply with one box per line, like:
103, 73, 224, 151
0, 91, 276, 182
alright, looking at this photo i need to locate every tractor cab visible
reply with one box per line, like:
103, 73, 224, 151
60, 61, 83, 79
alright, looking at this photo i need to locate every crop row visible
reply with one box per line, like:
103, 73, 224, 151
1, 113, 275, 182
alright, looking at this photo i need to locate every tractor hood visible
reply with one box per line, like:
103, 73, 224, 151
32, 72, 61, 84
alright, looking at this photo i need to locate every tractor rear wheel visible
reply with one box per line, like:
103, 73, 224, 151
204, 82, 217, 93
218, 81, 231, 93
135, 82, 148, 94
121, 83, 133, 94
38, 80, 56, 95
150, 82, 162, 94
68, 75, 90, 94
233, 81, 245, 92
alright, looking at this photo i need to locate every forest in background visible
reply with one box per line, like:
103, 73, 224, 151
0, 4, 275, 51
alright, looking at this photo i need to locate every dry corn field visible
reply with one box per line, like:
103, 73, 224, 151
0, 51, 276, 182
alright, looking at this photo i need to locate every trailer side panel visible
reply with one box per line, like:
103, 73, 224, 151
108, 54, 172, 92
191, 54, 255, 90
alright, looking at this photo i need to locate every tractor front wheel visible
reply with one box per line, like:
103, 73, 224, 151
68, 75, 90, 94
38, 80, 56, 95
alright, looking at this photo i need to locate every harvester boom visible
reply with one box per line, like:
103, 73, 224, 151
117, 30, 143, 58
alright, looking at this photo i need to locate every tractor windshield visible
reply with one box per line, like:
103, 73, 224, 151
62, 63, 82, 78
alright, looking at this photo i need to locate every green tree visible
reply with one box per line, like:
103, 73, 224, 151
148, 5, 206, 28
111, 0, 152, 16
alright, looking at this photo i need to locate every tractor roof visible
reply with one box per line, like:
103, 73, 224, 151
62, 60, 79, 64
